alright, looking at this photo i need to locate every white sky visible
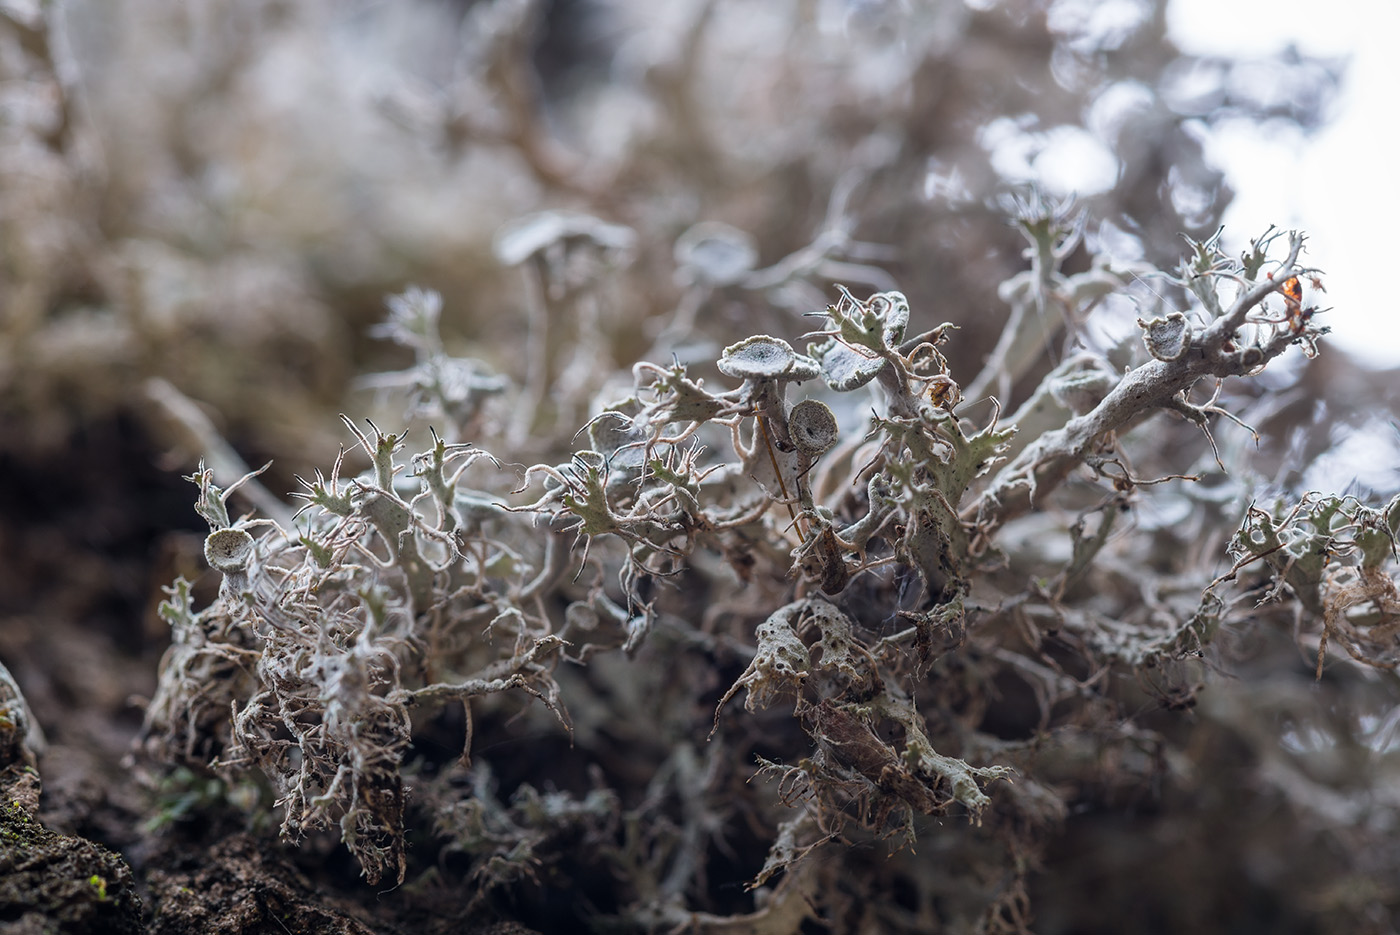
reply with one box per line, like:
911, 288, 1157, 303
1168, 0, 1400, 369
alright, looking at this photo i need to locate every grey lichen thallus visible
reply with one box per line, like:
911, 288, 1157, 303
716, 336, 822, 533
716, 336, 856, 592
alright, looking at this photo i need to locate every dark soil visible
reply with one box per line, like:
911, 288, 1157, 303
0, 804, 143, 935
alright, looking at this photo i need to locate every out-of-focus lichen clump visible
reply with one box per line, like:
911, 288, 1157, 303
8, 1, 1400, 933
0, 0, 1342, 460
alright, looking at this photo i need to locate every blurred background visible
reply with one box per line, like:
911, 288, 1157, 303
1169, 0, 1400, 368
4, 0, 1389, 460
2, 0, 1398, 931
